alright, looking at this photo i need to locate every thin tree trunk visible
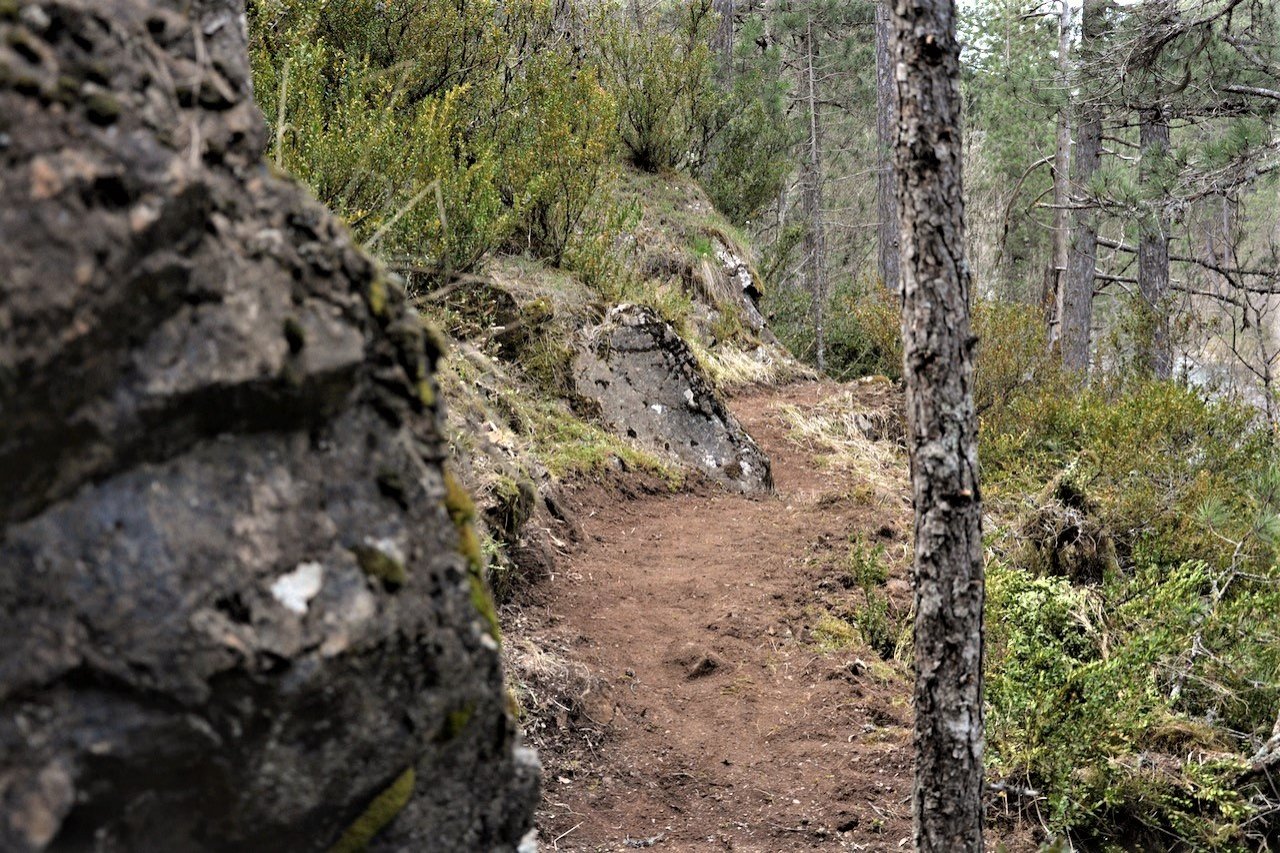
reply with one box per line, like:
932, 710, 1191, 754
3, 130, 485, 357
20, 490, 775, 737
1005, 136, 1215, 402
890, 0, 984, 848
1060, 0, 1107, 374
1047, 0, 1071, 348
1138, 105, 1171, 379
876, 0, 900, 293
713, 0, 736, 72
803, 12, 828, 373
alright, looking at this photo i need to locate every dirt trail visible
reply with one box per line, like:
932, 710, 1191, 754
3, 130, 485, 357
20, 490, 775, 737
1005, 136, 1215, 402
513, 381, 1033, 852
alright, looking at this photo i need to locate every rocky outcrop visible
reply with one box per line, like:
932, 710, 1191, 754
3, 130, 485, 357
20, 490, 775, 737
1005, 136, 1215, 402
573, 305, 773, 494
0, 1, 537, 850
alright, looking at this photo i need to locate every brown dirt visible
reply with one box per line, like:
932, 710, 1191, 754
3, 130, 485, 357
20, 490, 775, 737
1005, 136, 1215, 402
508, 380, 1041, 852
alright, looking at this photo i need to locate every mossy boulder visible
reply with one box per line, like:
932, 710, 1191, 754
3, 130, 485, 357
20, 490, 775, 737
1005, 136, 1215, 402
0, 2, 537, 850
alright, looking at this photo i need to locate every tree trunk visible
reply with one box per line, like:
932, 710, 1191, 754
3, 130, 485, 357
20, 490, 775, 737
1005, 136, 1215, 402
1138, 105, 1171, 379
1046, 0, 1071, 349
876, 0, 900, 293
890, 0, 985, 848
1059, 0, 1106, 374
713, 0, 736, 69
803, 12, 828, 373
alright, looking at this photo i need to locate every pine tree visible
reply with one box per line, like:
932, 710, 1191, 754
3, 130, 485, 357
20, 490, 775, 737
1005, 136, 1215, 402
891, 0, 985, 846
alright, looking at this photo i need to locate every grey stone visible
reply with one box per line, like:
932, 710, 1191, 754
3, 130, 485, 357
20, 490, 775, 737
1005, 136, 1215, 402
0, 1, 537, 850
573, 305, 772, 494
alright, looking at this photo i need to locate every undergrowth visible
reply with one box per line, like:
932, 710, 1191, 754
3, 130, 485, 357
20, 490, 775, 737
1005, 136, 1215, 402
794, 294, 1280, 847
982, 377, 1280, 848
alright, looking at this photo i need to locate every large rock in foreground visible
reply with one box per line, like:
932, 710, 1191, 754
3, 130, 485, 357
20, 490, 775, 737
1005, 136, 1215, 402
573, 305, 773, 494
0, 1, 537, 850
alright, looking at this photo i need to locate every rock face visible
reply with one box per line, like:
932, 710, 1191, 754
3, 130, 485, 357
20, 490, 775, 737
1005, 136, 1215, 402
573, 305, 773, 494
0, 2, 537, 850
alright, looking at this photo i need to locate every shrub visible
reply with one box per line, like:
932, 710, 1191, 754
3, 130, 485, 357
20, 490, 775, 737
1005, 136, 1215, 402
765, 277, 901, 381
983, 380, 1280, 848
249, 0, 618, 282
592, 0, 726, 173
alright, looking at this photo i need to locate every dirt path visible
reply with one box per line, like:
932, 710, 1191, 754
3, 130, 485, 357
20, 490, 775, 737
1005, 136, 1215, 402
510, 381, 1033, 852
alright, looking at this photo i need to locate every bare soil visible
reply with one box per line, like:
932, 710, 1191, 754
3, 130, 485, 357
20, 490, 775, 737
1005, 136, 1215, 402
508, 381, 1040, 852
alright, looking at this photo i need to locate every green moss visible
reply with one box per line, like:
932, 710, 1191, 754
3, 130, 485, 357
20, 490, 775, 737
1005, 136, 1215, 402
328, 767, 416, 853
438, 704, 475, 742
415, 377, 436, 407
490, 474, 535, 538
84, 90, 122, 125
812, 614, 858, 653
55, 76, 80, 105
443, 469, 501, 643
0, 0, 19, 20
353, 545, 407, 589
489, 387, 678, 484
442, 470, 476, 529
468, 570, 501, 643
367, 276, 389, 318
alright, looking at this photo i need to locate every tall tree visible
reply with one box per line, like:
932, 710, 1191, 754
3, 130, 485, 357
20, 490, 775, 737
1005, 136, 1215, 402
1046, 0, 1072, 349
1138, 104, 1172, 378
1059, 0, 1108, 374
802, 10, 830, 373
891, 0, 984, 847
876, 0, 900, 293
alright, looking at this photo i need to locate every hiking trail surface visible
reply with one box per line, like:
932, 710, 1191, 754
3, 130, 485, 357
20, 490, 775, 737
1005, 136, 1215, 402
507, 381, 1039, 852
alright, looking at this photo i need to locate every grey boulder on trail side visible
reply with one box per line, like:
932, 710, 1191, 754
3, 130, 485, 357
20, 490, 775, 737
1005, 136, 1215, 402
0, 1, 536, 850
573, 305, 773, 494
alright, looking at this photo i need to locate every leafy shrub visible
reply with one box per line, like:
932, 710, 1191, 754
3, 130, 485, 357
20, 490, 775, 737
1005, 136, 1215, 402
765, 277, 902, 381
983, 380, 1280, 847
986, 555, 1279, 848
971, 299, 1063, 416
249, 0, 617, 281
592, 0, 726, 173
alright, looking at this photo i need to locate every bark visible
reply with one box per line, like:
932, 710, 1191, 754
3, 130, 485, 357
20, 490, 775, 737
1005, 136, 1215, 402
890, 0, 985, 848
1138, 105, 1172, 379
876, 0, 901, 293
1046, 0, 1072, 348
713, 0, 736, 70
802, 13, 829, 373
1059, 0, 1107, 374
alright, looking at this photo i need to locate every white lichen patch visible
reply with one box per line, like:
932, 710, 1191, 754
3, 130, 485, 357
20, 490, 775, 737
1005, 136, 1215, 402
271, 561, 324, 614
363, 536, 405, 566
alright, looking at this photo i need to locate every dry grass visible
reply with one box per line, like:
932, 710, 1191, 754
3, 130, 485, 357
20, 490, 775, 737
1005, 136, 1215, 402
689, 340, 815, 392
774, 381, 907, 497
504, 634, 613, 745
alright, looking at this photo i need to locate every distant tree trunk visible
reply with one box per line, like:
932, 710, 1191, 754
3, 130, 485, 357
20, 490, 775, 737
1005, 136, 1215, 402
890, 0, 984, 847
1059, 0, 1106, 374
1046, 0, 1071, 348
875, 0, 900, 293
1138, 105, 1171, 379
713, 0, 736, 71
802, 12, 828, 373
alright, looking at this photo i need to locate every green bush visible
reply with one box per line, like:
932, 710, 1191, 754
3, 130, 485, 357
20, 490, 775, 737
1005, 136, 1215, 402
249, 0, 617, 281
765, 277, 902, 381
593, 0, 725, 173
983, 379, 1280, 848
